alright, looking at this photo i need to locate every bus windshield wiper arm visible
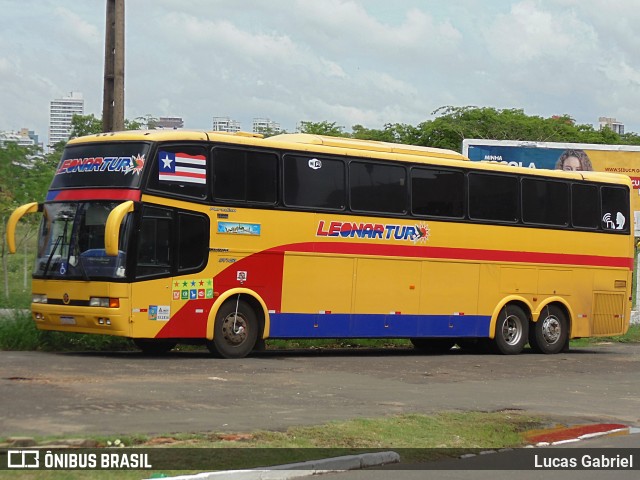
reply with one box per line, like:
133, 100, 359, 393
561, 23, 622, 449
42, 235, 63, 277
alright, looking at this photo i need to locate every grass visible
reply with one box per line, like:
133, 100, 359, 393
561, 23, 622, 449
0, 411, 543, 479
570, 323, 640, 346
0, 223, 36, 309
0, 310, 133, 352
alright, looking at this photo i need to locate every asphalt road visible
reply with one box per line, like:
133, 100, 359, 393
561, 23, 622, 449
1, 342, 639, 438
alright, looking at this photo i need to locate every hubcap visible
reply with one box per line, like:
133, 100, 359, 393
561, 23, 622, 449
541, 316, 561, 344
221, 312, 248, 346
502, 314, 522, 345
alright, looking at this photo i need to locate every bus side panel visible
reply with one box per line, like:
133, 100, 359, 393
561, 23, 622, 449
353, 258, 420, 314
421, 261, 484, 336
421, 261, 480, 314
130, 277, 174, 338
591, 268, 632, 336
282, 252, 356, 314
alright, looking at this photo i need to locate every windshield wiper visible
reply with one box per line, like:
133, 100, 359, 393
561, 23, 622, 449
42, 215, 71, 277
42, 234, 63, 277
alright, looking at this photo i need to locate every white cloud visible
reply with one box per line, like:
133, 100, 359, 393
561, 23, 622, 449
3, 0, 640, 143
53, 6, 101, 48
483, 0, 598, 63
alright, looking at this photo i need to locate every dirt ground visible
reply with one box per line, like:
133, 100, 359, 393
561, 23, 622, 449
1, 343, 639, 437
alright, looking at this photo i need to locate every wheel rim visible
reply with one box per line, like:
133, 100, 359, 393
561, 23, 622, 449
221, 312, 248, 346
541, 315, 561, 345
501, 313, 523, 345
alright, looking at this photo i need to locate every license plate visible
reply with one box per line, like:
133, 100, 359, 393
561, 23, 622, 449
60, 316, 76, 325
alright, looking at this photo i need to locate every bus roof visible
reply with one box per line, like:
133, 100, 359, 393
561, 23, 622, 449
62, 131, 630, 186
66, 130, 467, 162
262, 133, 467, 161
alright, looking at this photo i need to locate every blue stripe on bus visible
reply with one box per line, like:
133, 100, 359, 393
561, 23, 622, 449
268, 313, 491, 338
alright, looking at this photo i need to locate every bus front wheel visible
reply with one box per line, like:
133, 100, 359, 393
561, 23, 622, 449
529, 305, 568, 354
492, 305, 528, 355
207, 299, 258, 359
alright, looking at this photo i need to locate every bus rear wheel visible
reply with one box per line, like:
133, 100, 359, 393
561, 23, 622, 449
207, 299, 258, 359
492, 305, 528, 355
529, 305, 568, 354
132, 338, 177, 355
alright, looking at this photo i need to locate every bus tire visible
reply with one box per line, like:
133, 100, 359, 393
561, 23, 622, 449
410, 338, 455, 354
207, 299, 258, 359
132, 338, 177, 355
492, 305, 528, 355
529, 305, 568, 354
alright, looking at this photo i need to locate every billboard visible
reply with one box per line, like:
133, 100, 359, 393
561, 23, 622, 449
462, 139, 640, 235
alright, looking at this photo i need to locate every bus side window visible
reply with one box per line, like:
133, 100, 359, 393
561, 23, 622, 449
283, 154, 345, 210
147, 145, 209, 201
213, 148, 278, 204
601, 186, 629, 232
349, 161, 407, 214
468, 172, 518, 223
411, 167, 464, 218
572, 183, 599, 229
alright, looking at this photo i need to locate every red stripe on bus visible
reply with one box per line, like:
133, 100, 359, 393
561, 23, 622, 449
271, 242, 633, 270
50, 189, 141, 201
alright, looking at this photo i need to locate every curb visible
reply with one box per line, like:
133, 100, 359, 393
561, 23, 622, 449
147, 451, 400, 480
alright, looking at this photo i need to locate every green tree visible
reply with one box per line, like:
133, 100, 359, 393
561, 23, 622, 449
407, 106, 639, 152
0, 143, 51, 304
351, 123, 420, 144
69, 113, 103, 138
299, 121, 349, 137
69, 114, 150, 139
255, 126, 286, 138
133, 114, 158, 130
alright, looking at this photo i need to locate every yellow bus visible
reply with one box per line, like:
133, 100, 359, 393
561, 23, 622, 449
6, 130, 634, 358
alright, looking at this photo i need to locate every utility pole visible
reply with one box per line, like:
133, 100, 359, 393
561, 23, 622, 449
102, 0, 125, 132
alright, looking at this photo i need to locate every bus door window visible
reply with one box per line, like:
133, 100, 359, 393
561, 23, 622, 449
177, 212, 209, 273
136, 207, 172, 278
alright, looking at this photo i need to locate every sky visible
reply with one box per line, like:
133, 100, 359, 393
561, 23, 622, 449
2, 0, 640, 146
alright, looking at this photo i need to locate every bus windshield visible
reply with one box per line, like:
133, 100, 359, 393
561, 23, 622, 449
34, 202, 131, 280
49, 142, 150, 190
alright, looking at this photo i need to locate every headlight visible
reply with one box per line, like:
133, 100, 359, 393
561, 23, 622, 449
89, 297, 109, 307
32, 294, 48, 304
89, 297, 120, 308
